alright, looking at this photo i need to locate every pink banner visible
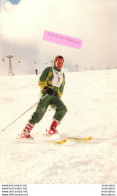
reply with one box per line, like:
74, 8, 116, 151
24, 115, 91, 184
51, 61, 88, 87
43, 30, 83, 49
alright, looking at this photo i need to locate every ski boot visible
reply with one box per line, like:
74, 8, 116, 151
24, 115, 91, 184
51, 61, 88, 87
20, 122, 34, 139
47, 120, 59, 135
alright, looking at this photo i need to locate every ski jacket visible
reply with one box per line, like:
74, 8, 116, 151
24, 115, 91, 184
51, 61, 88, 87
38, 65, 65, 98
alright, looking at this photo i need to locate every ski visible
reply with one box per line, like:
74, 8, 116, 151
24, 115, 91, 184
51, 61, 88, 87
68, 136, 92, 141
16, 134, 34, 140
16, 134, 66, 144
44, 136, 92, 145
16, 134, 92, 144
45, 138, 67, 144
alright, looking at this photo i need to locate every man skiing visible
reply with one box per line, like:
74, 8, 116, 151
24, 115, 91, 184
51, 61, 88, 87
20, 55, 67, 138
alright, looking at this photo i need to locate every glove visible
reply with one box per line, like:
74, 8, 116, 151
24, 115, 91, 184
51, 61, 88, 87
43, 86, 54, 95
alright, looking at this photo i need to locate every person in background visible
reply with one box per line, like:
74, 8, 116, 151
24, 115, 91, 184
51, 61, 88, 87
35, 69, 38, 75
20, 55, 67, 139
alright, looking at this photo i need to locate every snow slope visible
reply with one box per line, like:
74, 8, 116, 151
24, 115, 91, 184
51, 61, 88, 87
0, 69, 117, 184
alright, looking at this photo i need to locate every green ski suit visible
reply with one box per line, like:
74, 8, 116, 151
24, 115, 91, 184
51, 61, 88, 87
29, 65, 67, 125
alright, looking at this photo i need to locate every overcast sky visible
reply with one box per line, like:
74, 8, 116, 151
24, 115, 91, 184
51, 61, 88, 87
0, 0, 117, 75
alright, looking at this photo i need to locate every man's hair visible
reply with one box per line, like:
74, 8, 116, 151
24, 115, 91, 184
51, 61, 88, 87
54, 55, 64, 62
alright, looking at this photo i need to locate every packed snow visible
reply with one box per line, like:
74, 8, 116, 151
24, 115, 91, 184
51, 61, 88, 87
0, 69, 117, 184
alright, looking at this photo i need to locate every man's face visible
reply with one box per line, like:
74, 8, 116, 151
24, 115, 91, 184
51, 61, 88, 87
55, 58, 64, 70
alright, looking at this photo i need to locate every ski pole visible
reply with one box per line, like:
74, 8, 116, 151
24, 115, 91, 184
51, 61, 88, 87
1, 94, 48, 132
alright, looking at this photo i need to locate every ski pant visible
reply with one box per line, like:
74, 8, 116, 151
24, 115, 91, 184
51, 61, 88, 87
29, 94, 67, 124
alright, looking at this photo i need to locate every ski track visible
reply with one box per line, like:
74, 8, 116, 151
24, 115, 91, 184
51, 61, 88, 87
0, 70, 117, 184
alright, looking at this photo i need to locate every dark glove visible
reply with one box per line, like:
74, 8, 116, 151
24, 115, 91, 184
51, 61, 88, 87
43, 86, 54, 95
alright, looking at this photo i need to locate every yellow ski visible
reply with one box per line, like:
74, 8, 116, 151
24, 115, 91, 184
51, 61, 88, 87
43, 135, 92, 145
68, 136, 92, 141
45, 138, 67, 144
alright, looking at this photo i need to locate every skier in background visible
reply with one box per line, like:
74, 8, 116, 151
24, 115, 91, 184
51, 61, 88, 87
20, 55, 67, 139
35, 69, 38, 75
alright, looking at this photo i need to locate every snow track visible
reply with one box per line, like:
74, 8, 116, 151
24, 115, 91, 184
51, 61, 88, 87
0, 70, 117, 183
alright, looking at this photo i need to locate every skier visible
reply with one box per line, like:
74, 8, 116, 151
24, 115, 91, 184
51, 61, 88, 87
35, 69, 38, 75
20, 55, 67, 138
